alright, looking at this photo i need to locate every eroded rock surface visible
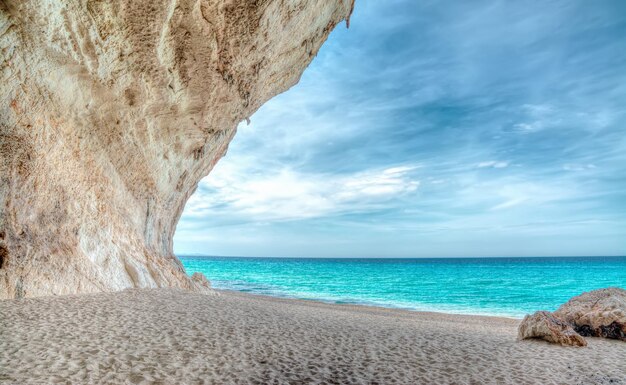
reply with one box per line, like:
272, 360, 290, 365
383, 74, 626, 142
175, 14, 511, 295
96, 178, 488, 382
191, 272, 213, 293
518, 310, 587, 347
555, 287, 626, 341
0, 0, 354, 298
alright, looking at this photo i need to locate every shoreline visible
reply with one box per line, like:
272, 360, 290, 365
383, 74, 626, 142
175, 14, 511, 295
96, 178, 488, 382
215, 288, 523, 321
2, 288, 625, 384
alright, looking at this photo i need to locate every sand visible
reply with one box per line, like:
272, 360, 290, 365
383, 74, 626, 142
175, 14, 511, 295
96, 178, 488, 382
1, 289, 625, 385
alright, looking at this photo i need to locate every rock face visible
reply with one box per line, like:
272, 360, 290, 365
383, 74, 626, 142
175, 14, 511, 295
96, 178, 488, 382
518, 310, 587, 347
0, 0, 354, 298
555, 287, 626, 341
518, 288, 626, 346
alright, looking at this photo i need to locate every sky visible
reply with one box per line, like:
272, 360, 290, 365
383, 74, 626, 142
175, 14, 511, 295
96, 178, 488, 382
174, 0, 626, 258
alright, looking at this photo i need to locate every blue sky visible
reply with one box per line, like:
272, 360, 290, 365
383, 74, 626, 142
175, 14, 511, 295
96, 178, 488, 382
174, 0, 626, 258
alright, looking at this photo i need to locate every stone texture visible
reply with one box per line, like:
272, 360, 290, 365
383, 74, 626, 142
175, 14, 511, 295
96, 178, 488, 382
555, 287, 626, 341
191, 272, 212, 291
517, 310, 587, 347
0, 0, 354, 298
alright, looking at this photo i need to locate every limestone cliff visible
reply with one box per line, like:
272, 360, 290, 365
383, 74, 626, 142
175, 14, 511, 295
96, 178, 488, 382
0, 0, 354, 298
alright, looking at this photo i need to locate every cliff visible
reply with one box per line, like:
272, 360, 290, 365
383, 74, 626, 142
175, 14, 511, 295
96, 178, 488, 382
0, 0, 354, 298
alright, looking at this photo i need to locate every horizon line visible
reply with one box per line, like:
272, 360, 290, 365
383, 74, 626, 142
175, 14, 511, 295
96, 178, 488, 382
177, 254, 626, 259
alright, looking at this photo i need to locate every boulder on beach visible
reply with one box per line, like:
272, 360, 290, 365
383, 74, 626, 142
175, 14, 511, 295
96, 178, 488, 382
554, 287, 626, 341
191, 272, 215, 294
517, 311, 587, 346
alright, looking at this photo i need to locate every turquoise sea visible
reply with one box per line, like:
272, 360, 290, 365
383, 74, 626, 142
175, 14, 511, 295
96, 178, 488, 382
180, 256, 626, 318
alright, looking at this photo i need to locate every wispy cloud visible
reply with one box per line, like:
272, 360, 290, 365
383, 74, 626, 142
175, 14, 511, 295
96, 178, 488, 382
477, 161, 509, 169
183, 163, 420, 222
488, 182, 574, 211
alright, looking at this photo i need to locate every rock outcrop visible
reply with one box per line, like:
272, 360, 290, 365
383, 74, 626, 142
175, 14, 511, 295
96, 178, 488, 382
555, 287, 626, 341
0, 0, 354, 298
518, 287, 626, 346
517, 310, 587, 347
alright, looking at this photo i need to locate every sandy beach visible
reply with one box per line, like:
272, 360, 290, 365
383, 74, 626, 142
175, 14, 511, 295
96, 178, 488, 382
1, 289, 625, 385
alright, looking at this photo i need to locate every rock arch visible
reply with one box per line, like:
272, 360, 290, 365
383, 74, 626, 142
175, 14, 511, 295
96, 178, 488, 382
0, 0, 354, 298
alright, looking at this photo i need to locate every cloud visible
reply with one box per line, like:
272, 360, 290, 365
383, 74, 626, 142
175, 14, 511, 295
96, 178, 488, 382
488, 182, 573, 211
477, 161, 509, 169
182, 163, 420, 223
563, 164, 597, 171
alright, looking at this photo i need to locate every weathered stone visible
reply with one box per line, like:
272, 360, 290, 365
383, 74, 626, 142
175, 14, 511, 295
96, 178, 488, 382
0, 0, 355, 298
518, 311, 587, 347
555, 287, 626, 341
191, 272, 212, 293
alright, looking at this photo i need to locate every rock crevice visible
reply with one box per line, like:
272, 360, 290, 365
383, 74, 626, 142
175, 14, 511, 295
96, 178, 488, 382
0, 0, 354, 298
